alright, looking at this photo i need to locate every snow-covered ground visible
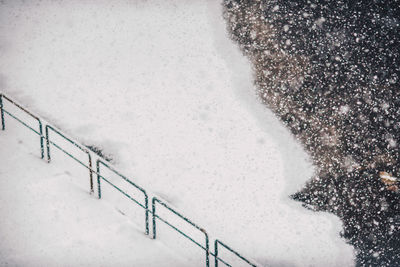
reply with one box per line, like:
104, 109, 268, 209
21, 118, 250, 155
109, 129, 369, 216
0, 123, 193, 267
0, 0, 355, 266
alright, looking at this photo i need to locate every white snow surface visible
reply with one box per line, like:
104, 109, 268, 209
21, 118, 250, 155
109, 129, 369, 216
0, 0, 355, 266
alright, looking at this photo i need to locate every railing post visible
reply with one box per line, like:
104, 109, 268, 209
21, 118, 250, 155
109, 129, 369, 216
0, 94, 4, 130
96, 159, 102, 199
38, 120, 44, 159
204, 229, 210, 267
152, 197, 157, 239
214, 240, 219, 267
87, 151, 94, 194
45, 125, 51, 163
145, 195, 149, 235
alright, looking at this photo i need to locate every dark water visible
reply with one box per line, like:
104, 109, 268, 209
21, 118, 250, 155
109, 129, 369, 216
223, 0, 400, 265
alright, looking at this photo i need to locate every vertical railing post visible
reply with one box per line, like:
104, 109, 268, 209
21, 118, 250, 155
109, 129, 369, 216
45, 125, 51, 163
214, 240, 219, 267
38, 120, 44, 159
0, 94, 4, 130
152, 197, 157, 239
96, 160, 102, 199
145, 195, 149, 235
87, 151, 94, 194
204, 230, 210, 267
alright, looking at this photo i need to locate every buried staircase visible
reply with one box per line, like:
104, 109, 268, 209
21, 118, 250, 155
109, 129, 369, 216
0, 93, 260, 267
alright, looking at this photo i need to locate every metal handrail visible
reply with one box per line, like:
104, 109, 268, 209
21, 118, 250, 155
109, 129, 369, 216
0, 93, 44, 158
152, 197, 210, 267
45, 124, 94, 193
96, 159, 149, 235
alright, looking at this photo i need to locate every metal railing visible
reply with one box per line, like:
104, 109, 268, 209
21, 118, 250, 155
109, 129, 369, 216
96, 159, 149, 235
0, 94, 44, 159
0, 93, 260, 267
152, 197, 210, 266
46, 124, 94, 193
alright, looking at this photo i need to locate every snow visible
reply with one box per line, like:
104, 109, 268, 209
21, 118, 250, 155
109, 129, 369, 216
0, 0, 355, 266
